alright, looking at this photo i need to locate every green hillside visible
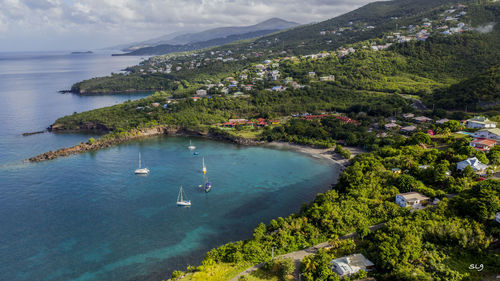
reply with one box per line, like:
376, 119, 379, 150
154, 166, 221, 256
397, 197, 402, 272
428, 65, 500, 110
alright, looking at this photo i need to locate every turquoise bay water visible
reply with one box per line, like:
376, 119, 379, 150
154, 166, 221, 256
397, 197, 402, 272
0, 52, 340, 280
0, 136, 339, 280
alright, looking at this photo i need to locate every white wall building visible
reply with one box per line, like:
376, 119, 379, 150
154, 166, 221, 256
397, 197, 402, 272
331, 254, 375, 276
395, 192, 430, 208
466, 116, 497, 129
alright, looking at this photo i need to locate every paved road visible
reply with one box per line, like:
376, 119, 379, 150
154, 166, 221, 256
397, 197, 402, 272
229, 223, 385, 281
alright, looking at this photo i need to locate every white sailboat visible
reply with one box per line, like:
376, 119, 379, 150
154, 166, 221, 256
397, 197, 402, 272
188, 140, 196, 150
202, 157, 207, 174
176, 186, 191, 206
134, 152, 150, 174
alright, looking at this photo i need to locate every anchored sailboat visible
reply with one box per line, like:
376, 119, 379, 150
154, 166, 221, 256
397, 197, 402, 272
188, 140, 196, 150
134, 152, 150, 174
176, 186, 191, 206
202, 157, 207, 174
204, 180, 212, 193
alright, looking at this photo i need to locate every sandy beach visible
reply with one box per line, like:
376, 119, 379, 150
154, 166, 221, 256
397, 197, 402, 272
262, 142, 365, 169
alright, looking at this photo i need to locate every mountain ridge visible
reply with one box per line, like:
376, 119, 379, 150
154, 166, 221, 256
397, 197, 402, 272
113, 18, 299, 52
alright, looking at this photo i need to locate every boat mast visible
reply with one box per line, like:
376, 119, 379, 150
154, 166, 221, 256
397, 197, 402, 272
139, 153, 142, 168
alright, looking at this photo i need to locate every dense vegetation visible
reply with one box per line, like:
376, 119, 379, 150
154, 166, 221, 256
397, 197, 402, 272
428, 65, 500, 110
55, 86, 408, 133
70, 73, 174, 94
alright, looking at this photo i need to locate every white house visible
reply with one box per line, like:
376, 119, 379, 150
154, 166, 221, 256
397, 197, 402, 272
395, 192, 430, 208
466, 116, 497, 129
196, 89, 207, 96
331, 254, 375, 276
400, 125, 417, 133
436, 118, 450, 125
414, 116, 432, 123
385, 123, 400, 130
456, 157, 488, 173
319, 75, 335, 82
473, 128, 500, 141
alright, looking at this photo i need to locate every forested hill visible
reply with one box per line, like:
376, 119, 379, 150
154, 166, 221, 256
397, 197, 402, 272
428, 65, 500, 110
256, 0, 465, 54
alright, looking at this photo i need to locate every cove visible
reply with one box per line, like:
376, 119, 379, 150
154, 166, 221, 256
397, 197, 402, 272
0, 136, 340, 281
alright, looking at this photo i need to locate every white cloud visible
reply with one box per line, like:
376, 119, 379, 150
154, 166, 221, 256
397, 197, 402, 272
0, 0, 375, 51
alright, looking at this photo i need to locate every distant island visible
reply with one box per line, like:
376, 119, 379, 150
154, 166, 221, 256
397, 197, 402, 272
71, 51, 93, 55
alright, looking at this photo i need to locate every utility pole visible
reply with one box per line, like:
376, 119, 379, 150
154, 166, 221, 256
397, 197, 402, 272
271, 247, 275, 260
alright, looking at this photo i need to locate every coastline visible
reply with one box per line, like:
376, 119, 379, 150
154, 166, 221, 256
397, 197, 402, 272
25, 126, 363, 167
262, 142, 357, 169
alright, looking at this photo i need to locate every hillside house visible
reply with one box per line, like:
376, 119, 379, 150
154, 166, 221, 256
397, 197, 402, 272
414, 116, 432, 123
466, 116, 497, 129
385, 123, 400, 130
403, 113, 415, 119
401, 125, 417, 133
436, 118, 450, 124
196, 89, 207, 96
271, 86, 286, 92
331, 254, 375, 277
456, 157, 488, 173
391, 168, 402, 174
473, 128, 500, 141
395, 192, 430, 208
320, 75, 335, 82
469, 138, 496, 151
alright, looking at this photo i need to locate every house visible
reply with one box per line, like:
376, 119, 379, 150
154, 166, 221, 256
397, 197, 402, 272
192, 97, 201, 102
469, 138, 496, 151
466, 116, 497, 129
456, 157, 488, 173
403, 113, 415, 119
271, 86, 286, 92
308, 72, 316, 77
196, 89, 207, 96
400, 125, 417, 133
473, 128, 500, 141
385, 123, 400, 130
151, 103, 160, 108
254, 64, 266, 70
319, 75, 335, 82
395, 192, 430, 208
391, 168, 402, 174
414, 116, 432, 123
436, 118, 450, 125
330, 254, 375, 277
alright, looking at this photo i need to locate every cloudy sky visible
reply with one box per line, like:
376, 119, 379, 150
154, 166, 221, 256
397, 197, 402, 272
0, 0, 375, 52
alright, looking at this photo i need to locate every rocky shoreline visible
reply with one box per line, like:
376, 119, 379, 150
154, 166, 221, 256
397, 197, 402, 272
27, 126, 263, 163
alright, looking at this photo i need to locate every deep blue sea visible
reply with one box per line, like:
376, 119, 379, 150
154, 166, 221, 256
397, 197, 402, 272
0, 52, 340, 281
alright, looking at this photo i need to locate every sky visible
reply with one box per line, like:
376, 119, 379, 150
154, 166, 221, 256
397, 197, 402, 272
0, 0, 376, 52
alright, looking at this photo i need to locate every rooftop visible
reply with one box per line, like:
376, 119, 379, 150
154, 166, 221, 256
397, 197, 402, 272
397, 192, 430, 201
